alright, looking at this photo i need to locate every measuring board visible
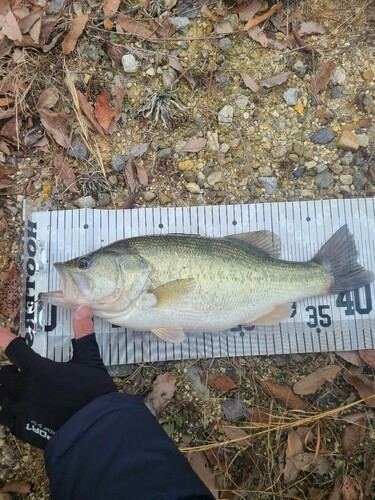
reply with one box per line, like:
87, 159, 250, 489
21, 198, 375, 366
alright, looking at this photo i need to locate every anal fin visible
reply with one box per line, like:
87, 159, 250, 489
250, 303, 293, 326
152, 326, 185, 343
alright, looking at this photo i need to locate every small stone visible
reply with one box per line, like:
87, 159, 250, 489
341, 152, 354, 166
258, 176, 277, 195
234, 95, 249, 110
97, 193, 111, 206
69, 140, 89, 160
315, 171, 333, 189
219, 37, 232, 50
294, 100, 304, 114
186, 366, 210, 400
108, 175, 117, 185
177, 160, 194, 171
293, 142, 304, 156
352, 171, 367, 190
362, 68, 373, 84
0, 152, 5, 162
305, 160, 316, 170
330, 163, 343, 174
112, 153, 128, 172
74, 195, 96, 208
331, 67, 346, 84
220, 143, 230, 153
283, 87, 298, 106
207, 170, 223, 185
315, 163, 327, 173
221, 396, 249, 421
159, 148, 172, 158
207, 131, 220, 151
158, 193, 172, 204
293, 60, 306, 75
183, 171, 197, 183
82, 44, 100, 61
288, 153, 299, 162
293, 167, 305, 178
330, 86, 342, 99
146, 67, 156, 76
357, 134, 369, 148
218, 104, 234, 125
143, 191, 157, 201
185, 182, 201, 194
162, 68, 178, 90
310, 127, 336, 145
338, 130, 359, 151
169, 17, 190, 33
271, 145, 287, 159
340, 174, 353, 185
130, 143, 149, 158
122, 54, 138, 73
258, 165, 273, 176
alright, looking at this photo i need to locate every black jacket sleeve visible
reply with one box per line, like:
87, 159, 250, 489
44, 393, 214, 500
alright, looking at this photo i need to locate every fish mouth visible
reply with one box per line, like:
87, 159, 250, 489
39, 263, 90, 308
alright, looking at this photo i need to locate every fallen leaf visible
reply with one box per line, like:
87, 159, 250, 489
94, 93, 117, 133
229, 0, 262, 22
62, 14, 88, 55
54, 153, 79, 194
117, 13, 156, 40
342, 416, 366, 456
202, 373, 238, 393
0, 480, 31, 494
293, 365, 341, 395
260, 71, 292, 88
310, 60, 336, 94
38, 107, 70, 148
0, 175, 14, 189
144, 372, 176, 417
336, 351, 365, 367
180, 137, 207, 153
247, 26, 268, 48
241, 73, 260, 92
0, 97, 14, 107
130, 143, 149, 158
18, 8, 41, 35
169, 55, 196, 89
0, 263, 21, 319
201, 5, 217, 22
103, 0, 120, 30
149, 18, 176, 38
215, 21, 233, 35
220, 425, 250, 448
111, 84, 126, 113
328, 478, 342, 500
341, 475, 362, 500
290, 452, 329, 476
76, 90, 106, 135
119, 190, 137, 209
105, 43, 126, 65
165, 0, 177, 9
358, 349, 375, 368
343, 369, 375, 407
0, 209, 7, 232
283, 429, 304, 481
246, 407, 270, 425
37, 87, 59, 109
243, 2, 284, 31
186, 452, 219, 498
257, 378, 309, 410
136, 165, 148, 186
296, 21, 326, 36
1, 10, 23, 43
1, 117, 20, 144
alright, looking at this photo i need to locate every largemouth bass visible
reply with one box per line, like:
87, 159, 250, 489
40, 225, 374, 343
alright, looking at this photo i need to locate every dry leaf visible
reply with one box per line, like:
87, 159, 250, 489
341, 475, 362, 500
169, 55, 196, 89
144, 372, 176, 417
0, 175, 14, 189
310, 60, 336, 94
220, 425, 250, 448
260, 71, 292, 88
0, 480, 31, 494
186, 452, 219, 499
203, 373, 238, 393
94, 93, 117, 133
180, 138, 207, 153
124, 158, 136, 193
0, 97, 14, 106
283, 429, 304, 481
1, 10, 23, 42
111, 85, 126, 113
103, 0, 120, 30
37, 87, 59, 109
336, 351, 365, 367
76, 90, 106, 135
342, 416, 366, 456
1, 116, 19, 143
358, 349, 375, 368
38, 107, 70, 149
243, 2, 284, 31
247, 26, 269, 48
149, 18, 176, 38
297, 21, 326, 36
343, 369, 375, 407
119, 190, 137, 209
62, 14, 88, 55
0, 263, 20, 319
230, 0, 262, 22
215, 21, 233, 35
293, 365, 341, 395
117, 13, 156, 40
18, 8, 41, 35
201, 5, 217, 22
0, 209, 7, 233
106, 43, 126, 65
165, 0, 177, 9
241, 73, 260, 92
136, 165, 148, 186
257, 378, 309, 410
54, 153, 79, 194
291, 452, 329, 475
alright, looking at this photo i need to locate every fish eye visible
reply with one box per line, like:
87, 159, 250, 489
77, 257, 91, 269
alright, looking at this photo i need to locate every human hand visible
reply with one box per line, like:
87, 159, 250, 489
0, 305, 117, 449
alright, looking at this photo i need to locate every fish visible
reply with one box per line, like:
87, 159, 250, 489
39, 225, 374, 343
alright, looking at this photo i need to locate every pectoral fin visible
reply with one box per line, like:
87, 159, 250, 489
250, 303, 293, 325
152, 326, 185, 343
152, 278, 196, 307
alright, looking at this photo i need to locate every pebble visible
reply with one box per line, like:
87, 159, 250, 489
219, 37, 232, 50
330, 86, 342, 99
68, 140, 89, 160
310, 127, 336, 145
207, 131, 220, 151
305, 160, 316, 170
158, 193, 172, 204
234, 95, 249, 110
146, 67, 155, 76
74, 195, 96, 208
183, 171, 197, 183
163, 68, 178, 90
293, 167, 305, 178
330, 163, 343, 174
357, 134, 369, 147
159, 148, 172, 157
221, 396, 249, 421
82, 44, 100, 61
143, 191, 157, 201
186, 366, 210, 400
169, 17, 190, 33
177, 160, 194, 171
293, 60, 306, 75
130, 143, 149, 158
122, 54, 138, 73
340, 174, 353, 185
331, 67, 346, 84
207, 170, 223, 185
283, 88, 298, 106
315, 171, 333, 189
315, 163, 328, 173
337, 130, 359, 151
258, 176, 277, 195
271, 145, 287, 159
112, 153, 128, 172
218, 105, 234, 125
341, 152, 354, 165
97, 193, 111, 206
185, 182, 201, 194
352, 171, 367, 190
220, 143, 230, 153
258, 165, 273, 176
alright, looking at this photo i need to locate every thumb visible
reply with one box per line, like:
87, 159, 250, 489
73, 305, 95, 339
0, 328, 18, 351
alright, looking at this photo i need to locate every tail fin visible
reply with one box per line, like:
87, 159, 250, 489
313, 224, 374, 293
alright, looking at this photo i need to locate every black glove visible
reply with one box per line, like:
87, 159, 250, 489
0, 334, 117, 449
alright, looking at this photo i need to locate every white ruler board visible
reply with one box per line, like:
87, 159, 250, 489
21, 198, 375, 365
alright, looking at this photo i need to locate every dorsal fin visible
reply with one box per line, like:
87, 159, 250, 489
226, 230, 281, 258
